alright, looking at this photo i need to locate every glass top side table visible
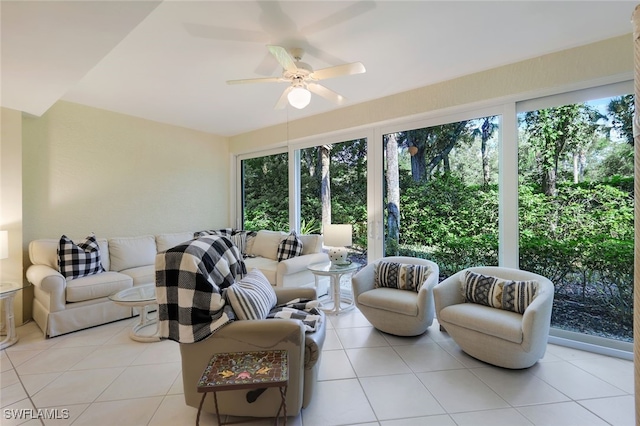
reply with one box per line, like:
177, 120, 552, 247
307, 261, 361, 315
0, 282, 31, 350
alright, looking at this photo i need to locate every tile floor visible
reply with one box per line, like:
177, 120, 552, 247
0, 308, 635, 426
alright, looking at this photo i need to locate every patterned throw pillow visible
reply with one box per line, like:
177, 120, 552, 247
502, 280, 538, 314
57, 233, 105, 280
226, 269, 277, 320
374, 261, 432, 292
463, 271, 504, 309
276, 231, 303, 262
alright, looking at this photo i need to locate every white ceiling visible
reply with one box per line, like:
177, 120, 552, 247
1, 1, 637, 137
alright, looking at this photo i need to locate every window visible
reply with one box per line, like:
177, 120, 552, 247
383, 115, 500, 278
517, 84, 634, 344
241, 152, 289, 231
299, 139, 368, 260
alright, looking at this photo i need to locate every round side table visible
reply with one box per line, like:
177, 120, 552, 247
0, 282, 30, 350
307, 261, 361, 315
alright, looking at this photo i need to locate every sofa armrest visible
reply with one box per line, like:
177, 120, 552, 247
276, 252, 329, 277
274, 287, 317, 305
351, 262, 376, 297
26, 264, 66, 313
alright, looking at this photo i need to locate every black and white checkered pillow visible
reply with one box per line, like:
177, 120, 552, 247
57, 233, 105, 280
276, 231, 303, 262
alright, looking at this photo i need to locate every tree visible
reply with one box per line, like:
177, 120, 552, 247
607, 95, 634, 145
522, 104, 601, 195
384, 133, 400, 254
320, 144, 331, 228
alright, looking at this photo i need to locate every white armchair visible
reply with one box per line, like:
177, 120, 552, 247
351, 256, 439, 336
434, 266, 554, 369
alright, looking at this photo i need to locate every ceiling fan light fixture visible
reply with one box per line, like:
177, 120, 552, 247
287, 86, 311, 109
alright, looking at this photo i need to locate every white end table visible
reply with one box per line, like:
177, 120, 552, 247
109, 284, 159, 342
307, 261, 361, 315
0, 282, 30, 350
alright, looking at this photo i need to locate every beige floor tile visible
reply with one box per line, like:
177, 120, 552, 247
167, 372, 184, 395
31, 367, 124, 407
417, 369, 509, 413
577, 395, 635, 426
545, 344, 606, 361
1, 368, 20, 388
327, 310, 372, 329
570, 356, 634, 394
360, 373, 445, 420
381, 330, 435, 346
394, 342, 465, 372
517, 401, 610, 425
318, 349, 356, 381
130, 340, 181, 365
70, 396, 163, 426
0, 381, 29, 408
69, 343, 147, 370
471, 366, 570, 406
301, 378, 377, 426
40, 403, 89, 426
346, 346, 411, 377
530, 361, 627, 400
435, 340, 490, 368
450, 408, 534, 425
0, 398, 38, 426
321, 328, 343, 350
147, 394, 204, 426
335, 326, 389, 349
96, 362, 181, 402
48, 325, 122, 348
5, 350, 43, 369
15, 346, 97, 375
19, 372, 62, 396
380, 415, 456, 425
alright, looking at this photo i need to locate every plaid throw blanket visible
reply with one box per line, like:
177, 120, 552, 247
267, 298, 322, 332
156, 235, 247, 343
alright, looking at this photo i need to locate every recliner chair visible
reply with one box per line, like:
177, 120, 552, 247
179, 287, 326, 417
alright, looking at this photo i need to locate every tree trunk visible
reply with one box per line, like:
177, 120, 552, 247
385, 133, 400, 254
481, 118, 491, 185
320, 145, 331, 228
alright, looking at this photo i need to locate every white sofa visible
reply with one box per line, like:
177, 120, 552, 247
26, 230, 328, 338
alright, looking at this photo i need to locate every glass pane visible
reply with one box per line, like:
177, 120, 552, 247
299, 139, 367, 263
241, 152, 289, 231
518, 94, 634, 343
383, 116, 500, 278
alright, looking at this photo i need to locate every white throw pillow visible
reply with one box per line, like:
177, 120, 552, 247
249, 230, 286, 260
226, 269, 277, 320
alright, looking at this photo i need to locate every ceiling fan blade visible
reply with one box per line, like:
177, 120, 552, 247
275, 86, 293, 110
307, 83, 346, 105
267, 45, 298, 73
227, 77, 285, 85
310, 62, 366, 81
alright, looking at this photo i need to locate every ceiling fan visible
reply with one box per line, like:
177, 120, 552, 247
226, 45, 366, 110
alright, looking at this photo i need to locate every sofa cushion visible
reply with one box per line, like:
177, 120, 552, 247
358, 287, 419, 316
66, 271, 132, 302
250, 230, 286, 260
463, 270, 505, 309
156, 232, 194, 253
298, 234, 322, 255
502, 280, 538, 314
226, 269, 277, 320
374, 261, 432, 292
120, 265, 155, 286
439, 303, 524, 344
108, 235, 156, 272
244, 257, 277, 285
277, 231, 303, 261
58, 234, 106, 280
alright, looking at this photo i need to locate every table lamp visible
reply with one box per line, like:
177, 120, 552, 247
323, 224, 352, 265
